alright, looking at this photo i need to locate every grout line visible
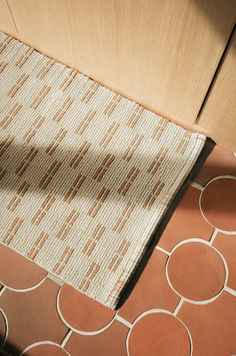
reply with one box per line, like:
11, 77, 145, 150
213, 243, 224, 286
61, 329, 73, 348
209, 228, 218, 245
126, 309, 193, 356
199, 176, 236, 235
47, 273, 64, 286
2, 275, 47, 293
0, 286, 7, 297
4, 0, 18, 33
215, 230, 236, 236
155, 245, 170, 256
165, 238, 228, 305
224, 286, 236, 297
187, 324, 193, 356
115, 314, 132, 328
19, 341, 71, 356
173, 298, 184, 316
0, 307, 9, 349
56, 287, 116, 335
189, 181, 204, 191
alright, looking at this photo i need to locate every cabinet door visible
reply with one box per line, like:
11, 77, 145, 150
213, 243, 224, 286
0, 0, 15, 33
197, 31, 236, 152
2, 0, 236, 131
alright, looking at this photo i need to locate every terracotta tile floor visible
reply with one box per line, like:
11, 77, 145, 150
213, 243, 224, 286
0, 144, 235, 356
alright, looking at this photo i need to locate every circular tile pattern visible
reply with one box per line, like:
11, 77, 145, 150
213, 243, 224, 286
167, 241, 226, 301
22, 343, 68, 355
200, 177, 236, 232
58, 284, 116, 332
128, 311, 190, 356
0, 244, 47, 290
213, 233, 236, 290
0, 310, 6, 347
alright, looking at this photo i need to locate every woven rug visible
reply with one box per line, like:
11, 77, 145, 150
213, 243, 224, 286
0, 31, 206, 309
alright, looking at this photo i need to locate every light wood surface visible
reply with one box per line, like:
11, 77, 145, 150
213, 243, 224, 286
3, 0, 235, 130
0, 0, 15, 33
0, 0, 235, 148
198, 31, 236, 152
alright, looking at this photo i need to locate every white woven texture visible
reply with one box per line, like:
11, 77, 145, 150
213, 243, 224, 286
0, 32, 206, 308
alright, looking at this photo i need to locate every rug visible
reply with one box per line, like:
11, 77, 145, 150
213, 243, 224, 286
0, 32, 206, 309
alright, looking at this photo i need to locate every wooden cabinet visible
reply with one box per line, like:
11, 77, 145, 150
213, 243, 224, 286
198, 31, 236, 151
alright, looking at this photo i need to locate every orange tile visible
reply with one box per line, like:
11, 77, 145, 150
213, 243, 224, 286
178, 291, 236, 356
195, 145, 236, 186
158, 186, 214, 252
23, 343, 67, 356
213, 232, 236, 290
0, 244, 47, 289
200, 177, 236, 231
0, 309, 6, 347
128, 312, 190, 356
59, 284, 115, 332
0, 279, 68, 355
65, 320, 128, 356
119, 250, 179, 323
167, 241, 226, 301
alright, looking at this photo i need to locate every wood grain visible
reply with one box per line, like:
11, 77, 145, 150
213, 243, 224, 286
198, 31, 236, 152
2, 0, 234, 130
0, 0, 16, 33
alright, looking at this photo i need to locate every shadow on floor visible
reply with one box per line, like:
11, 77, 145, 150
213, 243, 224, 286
0, 339, 20, 356
116, 138, 214, 308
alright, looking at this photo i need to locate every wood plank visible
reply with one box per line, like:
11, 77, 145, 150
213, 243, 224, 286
197, 31, 236, 152
0, 0, 16, 33
1, 0, 235, 132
